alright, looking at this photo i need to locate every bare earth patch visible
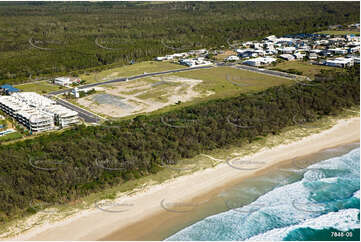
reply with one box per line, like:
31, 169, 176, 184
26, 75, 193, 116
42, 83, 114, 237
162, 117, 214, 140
76, 76, 209, 118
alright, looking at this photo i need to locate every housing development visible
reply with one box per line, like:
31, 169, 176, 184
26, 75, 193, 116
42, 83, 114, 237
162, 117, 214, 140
156, 31, 360, 69
233, 33, 360, 67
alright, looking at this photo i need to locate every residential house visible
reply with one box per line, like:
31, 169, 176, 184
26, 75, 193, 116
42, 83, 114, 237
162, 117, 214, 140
293, 52, 306, 60
327, 48, 348, 55
54, 77, 81, 87
264, 35, 277, 42
225, 55, 240, 61
328, 38, 345, 45
308, 53, 319, 60
277, 47, 296, 54
325, 57, 354, 68
242, 57, 277, 67
179, 58, 212, 67
279, 54, 295, 61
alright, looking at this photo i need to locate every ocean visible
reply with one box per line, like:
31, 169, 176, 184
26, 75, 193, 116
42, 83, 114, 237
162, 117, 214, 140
166, 146, 360, 241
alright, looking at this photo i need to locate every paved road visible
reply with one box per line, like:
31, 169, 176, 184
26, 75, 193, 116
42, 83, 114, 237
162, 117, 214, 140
53, 97, 103, 123
233, 64, 309, 80
216, 61, 310, 81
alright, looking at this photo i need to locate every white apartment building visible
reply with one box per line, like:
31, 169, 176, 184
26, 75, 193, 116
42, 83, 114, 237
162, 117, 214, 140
0, 92, 79, 132
16, 109, 54, 132
0, 96, 54, 132
0, 96, 28, 118
44, 105, 79, 127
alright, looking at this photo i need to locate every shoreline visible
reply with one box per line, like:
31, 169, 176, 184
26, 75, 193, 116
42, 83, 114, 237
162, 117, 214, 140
103, 142, 360, 241
5, 116, 360, 241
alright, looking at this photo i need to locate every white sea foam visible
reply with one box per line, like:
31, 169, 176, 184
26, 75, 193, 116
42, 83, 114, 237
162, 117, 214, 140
166, 148, 360, 241
246, 208, 360, 241
353, 190, 360, 199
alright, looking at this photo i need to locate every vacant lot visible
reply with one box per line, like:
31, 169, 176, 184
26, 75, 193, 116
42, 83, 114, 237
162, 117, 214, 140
14, 81, 61, 94
214, 50, 238, 61
75, 66, 292, 118
77, 75, 207, 118
79, 61, 185, 84
170, 66, 294, 99
267, 61, 340, 79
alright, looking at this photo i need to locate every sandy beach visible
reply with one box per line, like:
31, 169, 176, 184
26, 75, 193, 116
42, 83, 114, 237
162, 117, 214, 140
6, 117, 360, 241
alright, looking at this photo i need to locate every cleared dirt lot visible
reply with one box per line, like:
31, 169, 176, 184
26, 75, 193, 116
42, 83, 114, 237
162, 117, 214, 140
77, 76, 213, 118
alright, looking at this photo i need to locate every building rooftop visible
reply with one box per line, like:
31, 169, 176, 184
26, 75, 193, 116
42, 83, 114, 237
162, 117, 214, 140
55, 77, 71, 82
327, 57, 353, 63
0, 84, 20, 93
44, 104, 78, 118
12, 92, 56, 108
0, 96, 28, 111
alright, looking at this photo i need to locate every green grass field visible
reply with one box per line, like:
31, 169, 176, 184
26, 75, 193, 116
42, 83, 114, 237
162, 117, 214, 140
113, 66, 293, 103
267, 61, 341, 79
0, 120, 7, 130
137, 89, 170, 102
85, 66, 294, 120
168, 66, 294, 99
316, 30, 360, 36
127, 66, 293, 117
0, 131, 23, 142
80, 61, 185, 84
14, 81, 61, 94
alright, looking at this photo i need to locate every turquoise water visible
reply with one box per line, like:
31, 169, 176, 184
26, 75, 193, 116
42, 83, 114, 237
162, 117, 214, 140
166, 147, 360, 241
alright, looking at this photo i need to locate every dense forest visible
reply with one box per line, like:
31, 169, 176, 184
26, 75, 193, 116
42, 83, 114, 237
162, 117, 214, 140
0, 1, 359, 85
0, 65, 359, 222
